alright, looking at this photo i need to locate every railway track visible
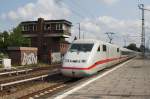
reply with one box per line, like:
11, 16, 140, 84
0, 65, 83, 99
0, 64, 62, 98
32, 59, 135, 99
0, 68, 59, 90
0, 72, 74, 99
0, 65, 61, 81
0, 64, 61, 75
0, 59, 133, 99
0, 68, 33, 76
18, 75, 81, 99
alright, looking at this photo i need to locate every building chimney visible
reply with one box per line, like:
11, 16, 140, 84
37, 18, 44, 32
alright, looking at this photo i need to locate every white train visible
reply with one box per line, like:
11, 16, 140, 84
61, 39, 136, 77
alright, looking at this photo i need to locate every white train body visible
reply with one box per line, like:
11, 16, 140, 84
61, 39, 136, 77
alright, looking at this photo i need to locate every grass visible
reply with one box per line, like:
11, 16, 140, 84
0, 64, 2, 68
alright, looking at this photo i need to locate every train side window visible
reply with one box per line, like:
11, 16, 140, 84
117, 48, 119, 52
97, 46, 100, 52
103, 45, 107, 52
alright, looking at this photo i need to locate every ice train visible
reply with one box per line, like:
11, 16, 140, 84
61, 39, 136, 77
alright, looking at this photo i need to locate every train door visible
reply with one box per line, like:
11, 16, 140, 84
117, 48, 121, 63
106, 45, 111, 67
102, 44, 108, 68
96, 44, 106, 71
95, 45, 102, 72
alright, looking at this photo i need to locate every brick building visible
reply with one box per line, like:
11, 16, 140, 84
20, 18, 72, 63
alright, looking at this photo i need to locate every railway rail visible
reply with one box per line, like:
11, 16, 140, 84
22, 58, 134, 99
0, 68, 59, 91
0, 68, 33, 76
18, 76, 81, 99
19, 79, 70, 99
0, 65, 60, 81
0, 71, 72, 99
0, 59, 133, 99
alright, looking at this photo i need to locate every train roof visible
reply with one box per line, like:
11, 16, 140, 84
73, 39, 120, 48
73, 39, 99, 43
72, 39, 138, 53
120, 47, 135, 52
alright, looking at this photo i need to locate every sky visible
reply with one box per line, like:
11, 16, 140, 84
0, 0, 150, 47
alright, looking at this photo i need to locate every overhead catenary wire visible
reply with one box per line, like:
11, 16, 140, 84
68, 7, 85, 19
70, 0, 100, 26
65, 0, 88, 20
65, 0, 100, 39
64, 0, 92, 39
68, 0, 97, 19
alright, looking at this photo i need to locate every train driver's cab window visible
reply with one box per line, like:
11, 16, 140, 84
97, 46, 100, 52
117, 48, 119, 52
103, 45, 107, 52
69, 43, 94, 52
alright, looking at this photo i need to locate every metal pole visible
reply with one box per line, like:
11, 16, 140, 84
105, 32, 115, 44
83, 32, 84, 39
79, 23, 80, 39
139, 4, 145, 56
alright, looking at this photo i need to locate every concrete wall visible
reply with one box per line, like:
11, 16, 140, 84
8, 47, 38, 65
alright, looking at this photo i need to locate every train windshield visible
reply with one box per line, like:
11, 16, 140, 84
69, 43, 94, 52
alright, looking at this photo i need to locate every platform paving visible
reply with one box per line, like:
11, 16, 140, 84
51, 57, 150, 99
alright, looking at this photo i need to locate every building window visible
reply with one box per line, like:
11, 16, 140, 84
22, 26, 24, 31
117, 48, 119, 52
33, 25, 37, 31
103, 45, 107, 52
51, 23, 56, 30
44, 24, 51, 30
63, 24, 66, 30
22, 25, 28, 31
22, 24, 36, 31
29, 25, 33, 31
56, 24, 63, 30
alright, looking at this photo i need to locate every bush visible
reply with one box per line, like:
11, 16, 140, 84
0, 52, 8, 59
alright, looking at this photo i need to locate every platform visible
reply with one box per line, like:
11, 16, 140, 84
51, 57, 150, 99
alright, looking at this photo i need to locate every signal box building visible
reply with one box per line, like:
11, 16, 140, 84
20, 18, 72, 63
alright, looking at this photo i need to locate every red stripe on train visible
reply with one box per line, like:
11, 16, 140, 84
62, 56, 128, 70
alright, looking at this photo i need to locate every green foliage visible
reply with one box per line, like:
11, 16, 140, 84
0, 64, 2, 68
8, 26, 31, 47
0, 31, 9, 49
0, 26, 31, 49
0, 52, 8, 59
126, 43, 140, 51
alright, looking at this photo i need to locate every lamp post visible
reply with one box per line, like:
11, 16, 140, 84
78, 23, 80, 39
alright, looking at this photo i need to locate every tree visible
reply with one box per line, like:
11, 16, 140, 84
0, 26, 31, 50
0, 33, 3, 48
0, 31, 9, 49
7, 26, 31, 47
126, 43, 138, 51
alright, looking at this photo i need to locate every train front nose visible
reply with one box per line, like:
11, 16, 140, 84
61, 51, 91, 77
61, 68, 88, 77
